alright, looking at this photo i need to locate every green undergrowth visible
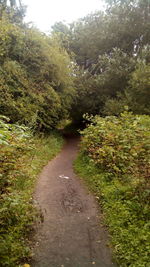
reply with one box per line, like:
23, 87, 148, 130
0, 117, 64, 267
74, 154, 150, 267
74, 112, 150, 267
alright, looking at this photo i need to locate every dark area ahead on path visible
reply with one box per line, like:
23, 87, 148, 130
31, 136, 117, 267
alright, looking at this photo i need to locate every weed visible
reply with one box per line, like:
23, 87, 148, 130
0, 117, 64, 267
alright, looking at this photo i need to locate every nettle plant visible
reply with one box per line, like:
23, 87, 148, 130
81, 111, 150, 181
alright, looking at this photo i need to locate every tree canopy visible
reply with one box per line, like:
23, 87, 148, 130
0, 0, 149, 128
0, 8, 76, 130
52, 0, 149, 122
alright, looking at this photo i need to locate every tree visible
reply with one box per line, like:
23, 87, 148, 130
68, 0, 150, 120
125, 61, 150, 115
65, 0, 149, 68
0, 17, 76, 130
0, 0, 26, 22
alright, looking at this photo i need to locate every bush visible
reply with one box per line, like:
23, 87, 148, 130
0, 116, 64, 266
81, 111, 150, 181
77, 111, 150, 266
74, 154, 150, 267
0, 116, 32, 191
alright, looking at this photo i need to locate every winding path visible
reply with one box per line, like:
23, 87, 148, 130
32, 137, 116, 267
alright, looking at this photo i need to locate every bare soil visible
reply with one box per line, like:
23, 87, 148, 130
31, 137, 117, 267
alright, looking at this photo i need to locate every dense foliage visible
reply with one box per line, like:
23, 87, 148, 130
0, 12, 75, 131
0, 3, 72, 266
75, 112, 150, 266
0, 116, 63, 267
81, 112, 150, 178
1, 0, 149, 125
52, 0, 150, 122
0, 0, 150, 266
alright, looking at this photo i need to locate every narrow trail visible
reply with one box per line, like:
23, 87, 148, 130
32, 137, 116, 267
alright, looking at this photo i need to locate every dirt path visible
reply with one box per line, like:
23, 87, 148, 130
32, 137, 117, 267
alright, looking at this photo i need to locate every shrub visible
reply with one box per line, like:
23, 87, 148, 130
76, 111, 150, 266
0, 116, 32, 192
0, 116, 64, 266
0, 116, 35, 266
81, 111, 150, 183
74, 154, 150, 267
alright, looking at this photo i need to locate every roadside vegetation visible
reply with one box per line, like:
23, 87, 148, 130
0, 0, 150, 266
0, 116, 63, 267
75, 111, 150, 267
